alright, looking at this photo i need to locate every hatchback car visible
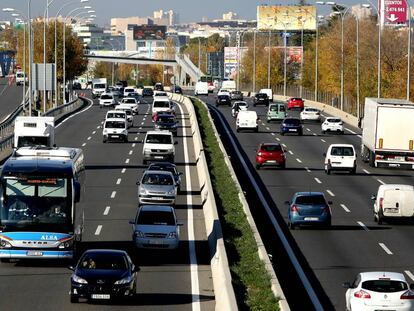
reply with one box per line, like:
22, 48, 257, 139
137, 170, 177, 205
230, 90, 243, 101
300, 107, 321, 122
321, 117, 344, 134
216, 94, 231, 107
99, 93, 116, 108
171, 85, 183, 94
255, 143, 286, 169
324, 144, 357, 174
147, 162, 183, 191
254, 93, 269, 106
120, 97, 139, 115
280, 118, 303, 136
131, 205, 181, 250
154, 113, 178, 136
287, 97, 305, 110
69, 249, 138, 303
343, 272, 414, 311
286, 192, 332, 229
102, 118, 128, 143
267, 102, 286, 122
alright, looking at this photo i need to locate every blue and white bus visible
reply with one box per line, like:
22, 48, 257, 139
0, 147, 85, 261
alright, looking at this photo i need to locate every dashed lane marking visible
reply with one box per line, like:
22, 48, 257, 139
341, 204, 351, 213
357, 221, 369, 231
103, 206, 110, 216
87, 136, 91, 140
377, 179, 386, 185
314, 177, 322, 184
305, 167, 311, 173
110, 191, 116, 199
345, 128, 357, 134
129, 150, 133, 155
121, 168, 126, 174
82, 143, 86, 147
288, 150, 294, 155
116, 178, 121, 185
125, 159, 130, 164
92, 131, 96, 134
405, 271, 414, 282
379, 243, 393, 255
326, 189, 335, 197
95, 225, 102, 235
321, 139, 326, 143
296, 158, 302, 163
363, 169, 371, 174
132, 143, 136, 147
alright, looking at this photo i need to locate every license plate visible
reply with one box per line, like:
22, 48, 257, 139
91, 294, 110, 300
385, 208, 399, 213
150, 239, 163, 245
289, 129, 297, 132
111, 135, 119, 138
267, 160, 277, 163
304, 217, 319, 221
154, 156, 164, 159
259, 99, 264, 101
241, 123, 248, 126
27, 251, 43, 256
151, 197, 164, 200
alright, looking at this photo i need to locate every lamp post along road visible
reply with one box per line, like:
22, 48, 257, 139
253, 30, 256, 93
268, 30, 271, 89
43, 0, 56, 113
407, 2, 411, 101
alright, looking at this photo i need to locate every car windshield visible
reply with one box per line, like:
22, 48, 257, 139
123, 99, 136, 104
79, 253, 127, 270
257, 93, 267, 98
330, 147, 354, 156
362, 280, 408, 293
261, 144, 282, 152
155, 92, 167, 96
105, 121, 125, 129
100, 95, 112, 100
145, 134, 172, 144
154, 101, 170, 108
107, 112, 125, 119
16, 73, 24, 78
142, 173, 174, 185
94, 84, 105, 89
232, 91, 241, 94
292, 98, 302, 101
117, 109, 132, 115
125, 88, 134, 93
218, 95, 229, 99
284, 119, 300, 125
306, 108, 318, 112
137, 210, 175, 226
295, 195, 326, 205
158, 116, 175, 124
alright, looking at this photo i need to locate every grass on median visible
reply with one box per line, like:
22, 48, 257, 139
192, 98, 279, 311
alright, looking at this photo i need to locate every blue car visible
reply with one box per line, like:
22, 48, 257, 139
286, 192, 332, 229
280, 118, 303, 136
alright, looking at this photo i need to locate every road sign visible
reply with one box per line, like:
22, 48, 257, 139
380, 0, 408, 26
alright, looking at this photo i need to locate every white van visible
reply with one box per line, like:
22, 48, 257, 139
259, 89, 273, 102
124, 86, 136, 97
115, 105, 133, 127
324, 144, 357, 174
102, 118, 128, 143
195, 81, 208, 96
236, 110, 259, 132
372, 184, 414, 224
152, 98, 175, 115
106, 110, 128, 126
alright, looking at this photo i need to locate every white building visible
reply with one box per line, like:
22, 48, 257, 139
351, 4, 373, 20
222, 12, 238, 20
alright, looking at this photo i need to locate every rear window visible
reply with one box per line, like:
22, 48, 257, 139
284, 118, 300, 125
138, 210, 175, 226
362, 280, 408, 293
125, 88, 134, 93
257, 93, 268, 98
154, 101, 170, 108
105, 121, 125, 128
100, 95, 112, 100
79, 253, 127, 270
292, 98, 303, 101
261, 144, 282, 152
145, 134, 172, 144
330, 147, 354, 156
295, 195, 326, 205
327, 118, 341, 123
107, 112, 125, 119
123, 99, 136, 103
306, 108, 318, 112
158, 116, 175, 123
148, 165, 176, 175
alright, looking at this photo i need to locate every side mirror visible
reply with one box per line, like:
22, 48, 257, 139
323, 153, 326, 157
370, 195, 376, 201
68, 265, 75, 271
342, 282, 351, 289
284, 201, 290, 205
328, 201, 333, 205
129, 220, 135, 225
136, 181, 140, 185
174, 141, 178, 145
74, 181, 81, 203
177, 222, 184, 226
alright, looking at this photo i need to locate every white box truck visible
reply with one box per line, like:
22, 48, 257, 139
361, 98, 414, 168
92, 78, 107, 98
221, 80, 236, 91
14, 116, 55, 148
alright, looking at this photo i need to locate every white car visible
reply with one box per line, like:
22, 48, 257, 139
120, 97, 139, 115
322, 117, 344, 134
300, 107, 321, 121
324, 144, 357, 174
115, 105, 133, 127
124, 87, 136, 97
102, 118, 128, 143
217, 89, 230, 97
105, 110, 127, 124
231, 101, 249, 117
99, 93, 116, 108
344, 272, 414, 311
142, 130, 175, 164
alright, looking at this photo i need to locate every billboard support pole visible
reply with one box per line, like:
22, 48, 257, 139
407, 1, 411, 101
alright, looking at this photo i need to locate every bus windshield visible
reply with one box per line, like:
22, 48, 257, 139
0, 177, 72, 230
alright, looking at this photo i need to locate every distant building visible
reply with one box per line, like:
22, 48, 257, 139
111, 17, 153, 35
351, 4, 373, 20
222, 12, 238, 21
153, 10, 179, 26
73, 23, 110, 50
202, 16, 209, 23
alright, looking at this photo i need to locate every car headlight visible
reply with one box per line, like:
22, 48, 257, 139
0, 238, 12, 248
134, 231, 145, 238
167, 232, 177, 239
72, 274, 88, 284
58, 238, 74, 249
103, 129, 108, 135
139, 188, 147, 195
143, 149, 151, 155
167, 189, 175, 195
114, 275, 134, 285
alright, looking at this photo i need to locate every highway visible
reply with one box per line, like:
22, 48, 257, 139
200, 94, 414, 310
0, 93, 215, 310
0, 77, 24, 121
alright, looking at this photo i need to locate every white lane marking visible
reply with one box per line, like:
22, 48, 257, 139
125, 158, 130, 164
141, 121, 144, 125
92, 131, 96, 134
276, 137, 280, 141
132, 143, 136, 147
321, 139, 326, 143
129, 150, 133, 155
305, 167, 311, 173
177, 101, 201, 310
357, 135, 362, 138
314, 177, 322, 184
271, 133, 275, 136
341, 204, 351, 213
121, 168, 126, 174
288, 150, 294, 155
363, 169, 371, 174
266, 127, 270, 130
326, 189, 335, 197
377, 179, 386, 185
379, 243, 393, 255
312, 133, 317, 136
116, 178, 121, 185
103, 206, 110, 216
134, 137, 138, 141
345, 128, 357, 134
94, 225, 102, 235
296, 158, 302, 163
143, 117, 146, 121
405, 271, 414, 282
138, 127, 142, 130
282, 143, 287, 148
110, 191, 116, 199
306, 128, 311, 132
81, 143, 86, 147
56, 98, 94, 128
97, 126, 100, 129
87, 136, 91, 140
357, 221, 369, 231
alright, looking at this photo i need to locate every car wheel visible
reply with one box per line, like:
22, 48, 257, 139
70, 295, 79, 303
350, 167, 356, 175
322, 130, 326, 134
299, 131, 303, 136
266, 120, 270, 123
288, 222, 295, 230
280, 163, 286, 169
326, 167, 331, 175
142, 159, 147, 165
256, 164, 260, 170
253, 104, 256, 107
255, 127, 259, 133
0, 258, 10, 263
236, 128, 240, 133
369, 152, 375, 167
281, 132, 285, 136
103, 139, 107, 143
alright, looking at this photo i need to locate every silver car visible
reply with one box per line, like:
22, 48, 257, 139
137, 170, 177, 205
130, 205, 182, 249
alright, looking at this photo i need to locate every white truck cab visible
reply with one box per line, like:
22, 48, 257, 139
14, 116, 55, 148
115, 105, 133, 127
259, 88, 273, 102
236, 110, 259, 132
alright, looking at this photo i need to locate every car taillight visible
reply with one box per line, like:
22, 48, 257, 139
291, 205, 299, 213
322, 206, 330, 213
401, 290, 414, 299
354, 290, 371, 299
379, 197, 384, 210
376, 154, 384, 160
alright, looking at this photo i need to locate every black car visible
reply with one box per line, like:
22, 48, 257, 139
127, 92, 143, 103
216, 94, 231, 107
147, 162, 183, 190
280, 118, 303, 136
142, 88, 154, 97
154, 112, 179, 136
154, 83, 164, 91
73, 82, 82, 90
172, 85, 183, 94
254, 93, 269, 106
69, 249, 138, 303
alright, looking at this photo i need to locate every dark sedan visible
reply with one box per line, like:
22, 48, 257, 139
154, 112, 179, 136
171, 85, 183, 94
69, 249, 138, 303
142, 88, 154, 97
216, 94, 231, 107
254, 93, 269, 106
280, 118, 303, 135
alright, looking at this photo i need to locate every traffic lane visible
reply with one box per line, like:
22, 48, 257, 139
0, 77, 24, 121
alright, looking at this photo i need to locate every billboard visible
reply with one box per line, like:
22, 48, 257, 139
207, 52, 224, 78
224, 47, 247, 79
133, 25, 167, 41
257, 5, 316, 31
379, 0, 408, 26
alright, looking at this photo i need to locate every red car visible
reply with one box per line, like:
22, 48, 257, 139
255, 143, 286, 169
287, 97, 304, 110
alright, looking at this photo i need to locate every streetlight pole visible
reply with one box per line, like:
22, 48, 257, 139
43, 0, 56, 113
198, 37, 201, 71
106, 40, 116, 86
366, 0, 381, 98
253, 30, 256, 92
283, 25, 289, 96
315, 19, 319, 101
407, 3, 411, 101
356, 15, 360, 119
267, 30, 271, 89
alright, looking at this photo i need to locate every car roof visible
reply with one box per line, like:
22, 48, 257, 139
148, 162, 177, 169
328, 144, 354, 148
238, 110, 257, 115
139, 205, 174, 213
295, 191, 325, 197
116, 105, 132, 109
82, 249, 128, 256
106, 110, 124, 113
143, 170, 174, 177
378, 184, 414, 191
359, 272, 407, 282
105, 118, 126, 122
146, 130, 172, 135
326, 117, 342, 120
261, 142, 281, 147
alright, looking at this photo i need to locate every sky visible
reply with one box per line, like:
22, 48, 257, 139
0, 0, 368, 26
